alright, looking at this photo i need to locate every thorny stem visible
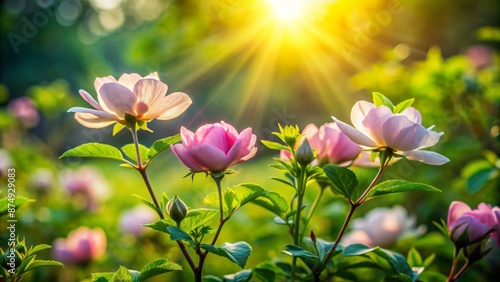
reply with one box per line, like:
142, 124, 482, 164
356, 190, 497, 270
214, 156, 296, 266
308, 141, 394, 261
131, 128, 196, 273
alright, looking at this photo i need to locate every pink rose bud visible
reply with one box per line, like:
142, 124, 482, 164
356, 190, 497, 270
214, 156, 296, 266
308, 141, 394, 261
52, 227, 106, 264
333, 100, 449, 165
171, 121, 257, 172
447, 201, 496, 247
68, 72, 192, 129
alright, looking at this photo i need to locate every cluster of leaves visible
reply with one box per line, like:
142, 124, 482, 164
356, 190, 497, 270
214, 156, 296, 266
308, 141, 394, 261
88, 259, 182, 282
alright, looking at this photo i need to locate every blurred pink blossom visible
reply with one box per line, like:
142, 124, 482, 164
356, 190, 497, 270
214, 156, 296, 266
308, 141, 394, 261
8, 97, 40, 128
447, 201, 499, 246
171, 121, 258, 172
119, 205, 157, 236
465, 45, 494, 70
52, 226, 106, 264
60, 166, 111, 210
333, 101, 449, 165
342, 205, 426, 247
68, 72, 192, 128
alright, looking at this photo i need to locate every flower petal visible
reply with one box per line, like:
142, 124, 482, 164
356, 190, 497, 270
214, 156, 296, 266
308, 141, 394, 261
201, 126, 230, 152
98, 83, 136, 117
351, 101, 375, 136
361, 106, 394, 145
333, 117, 379, 147
73, 112, 117, 128
133, 78, 169, 118
448, 201, 472, 229
400, 107, 422, 124
79, 90, 102, 110
419, 129, 444, 149
171, 144, 204, 172
154, 92, 192, 120
94, 76, 116, 93
381, 116, 429, 151
117, 73, 144, 91
404, 150, 450, 165
224, 139, 243, 168
187, 144, 228, 172
180, 126, 196, 146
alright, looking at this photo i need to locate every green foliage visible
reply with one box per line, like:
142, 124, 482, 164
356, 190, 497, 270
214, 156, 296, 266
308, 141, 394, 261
203, 183, 266, 217
166, 226, 194, 244
365, 180, 441, 201
251, 191, 288, 216
180, 209, 219, 234
121, 144, 150, 162
283, 244, 325, 273
60, 143, 125, 162
201, 242, 252, 268
373, 92, 395, 111
0, 196, 35, 217
91, 259, 181, 282
147, 134, 181, 160
323, 164, 358, 200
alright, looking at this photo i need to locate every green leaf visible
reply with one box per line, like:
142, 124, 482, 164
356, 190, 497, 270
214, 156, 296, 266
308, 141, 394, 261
372, 92, 394, 111
283, 245, 324, 273
323, 164, 358, 200
16, 254, 36, 276
393, 98, 415, 113
203, 276, 223, 282
223, 269, 253, 282
261, 140, 289, 151
201, 242, 252, 268
138, 259, 182, 282
92, 272, 115, 282
121, 144, 150, 162
204, 184, 266, 216
60, 143, 125, 161
113, 123, 126, 136
233, 183, 266, 207
270, 177, 295, 188
366, 180, 441, 201
180, 209, 218, 233
26, 244, 51, 256
144, 219, 176, 234
251, 192, 288, 216
466, 167, 496, 192
407, 248, 422, 267
111, 266, 134, 282
0, 196, 35, 217
148, 134, 181, 159
303, 237, 340, 261
131, 194, 162, 217
166, 226, 194, 244
253, 261, 288, 282
24, 260, 63, 272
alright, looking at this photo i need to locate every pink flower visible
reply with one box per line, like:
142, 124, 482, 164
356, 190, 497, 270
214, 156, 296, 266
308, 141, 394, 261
447, 201, 498, 246
171, 121, 258, 172
333, 101, 449, 165
8, 97, 40, 128
60, 166, 111, 211
342, 206, 425, 247
68, 72, 192, 128
52, 227, 106, 264
280, 123, 361, 166
119, 205, 157, 236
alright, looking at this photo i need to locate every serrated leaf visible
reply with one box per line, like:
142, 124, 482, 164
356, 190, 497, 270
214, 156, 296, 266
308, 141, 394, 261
138, 258, 182, 282
180, 209, 218, 233
204, 184, 265, 217
60, 143, 125, 161
365, 180, 441, 201
283, 245, 324, 273
394, 98, 415, 113
121, 144, 149, 162
323, 164, 358, 200
233, 183, 266, 206
24, 260, 63, 272
144, 219, 176, 233
131, 194, 162, 217
111, 266, 134, 282
166, 226, 194, 244
0, 196, 35, 217
251, 192, 288, 216
261, 140, 289, 151
254, 261, 288, 282
372, 92, 394, 111
201, 242, 252, 268
148, 135, 181, 159
92, 272, 115, 282
223, 269, 253, 282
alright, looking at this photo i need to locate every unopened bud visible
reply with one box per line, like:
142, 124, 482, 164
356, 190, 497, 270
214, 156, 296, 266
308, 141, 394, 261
296, 139, 314, 166
167, 195, 188, 225
15, 243, 27, 255
310, 230, 317, 243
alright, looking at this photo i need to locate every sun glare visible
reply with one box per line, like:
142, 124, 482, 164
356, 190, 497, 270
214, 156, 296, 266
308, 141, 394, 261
266, 0, 306, 22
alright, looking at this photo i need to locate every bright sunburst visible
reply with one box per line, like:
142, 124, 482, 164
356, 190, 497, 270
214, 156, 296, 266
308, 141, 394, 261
266, 0, 306, 22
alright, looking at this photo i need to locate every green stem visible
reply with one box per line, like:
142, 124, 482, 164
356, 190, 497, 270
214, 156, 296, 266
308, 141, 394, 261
446, 248, 460, 282
355, 160, 388, 205
291, 165, 308, 281
451, 259, 470, 282
301, 186, 325, 240
131, 128, 196, 273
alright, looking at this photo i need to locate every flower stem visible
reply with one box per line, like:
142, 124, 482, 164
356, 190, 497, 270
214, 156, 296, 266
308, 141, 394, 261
291, 165, 308, 281
301, 185, 325, 240
446, 248, 460, 282
130, 128, 196, 273
451, 259, 470, 282
355, 161, 388, 205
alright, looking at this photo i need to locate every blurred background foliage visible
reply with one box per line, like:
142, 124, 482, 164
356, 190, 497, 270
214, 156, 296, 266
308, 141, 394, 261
0, 0, 499, 281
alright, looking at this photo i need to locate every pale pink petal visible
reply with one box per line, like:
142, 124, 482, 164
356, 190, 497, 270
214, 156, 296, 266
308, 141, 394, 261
154, 92, 192, 120
133, 78, 169, 119
238, 146, 258, 162
220, 121, 239, 137
405, 150, 450, 165
447, 201, 471, 230
361, 106, 394, 145
303, 123, 322, 154
419, 129, 444, 149
171, 144, 204, 171
236, 128, 254, 154
79, 90, 102, 110
98, 83, 136, 117
351, 101, 376, 135
94, 76, 116, 93
180, 126, 196, 146
72, 112, 117, 128
68, 107, 117, 119
117, 73, 144, 91
188, 144, 228, 171
333, 117, 379, 147
400, 107, 422, 124
381, 116, 429, 151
